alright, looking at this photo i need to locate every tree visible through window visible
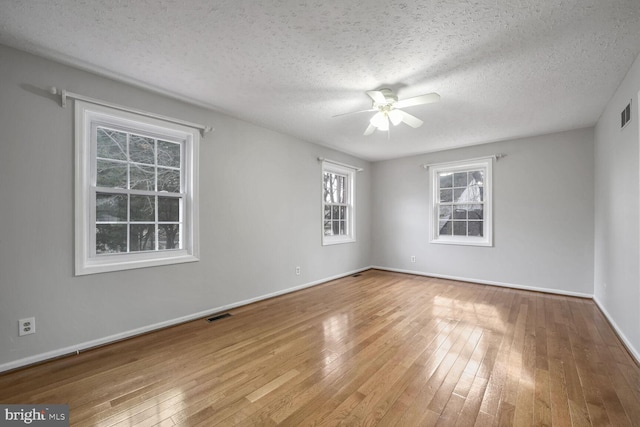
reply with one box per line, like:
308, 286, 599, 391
95, 127, 183, 254
323, 171, 348, 236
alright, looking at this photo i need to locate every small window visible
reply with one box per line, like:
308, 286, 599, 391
75, 101, 199, 275
431, 158, 492, 246
322, 162, 356, 245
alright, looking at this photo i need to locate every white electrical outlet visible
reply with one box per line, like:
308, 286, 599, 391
410, 256, 416, 263
19, 317, 36, 336
295, 266, 301, 275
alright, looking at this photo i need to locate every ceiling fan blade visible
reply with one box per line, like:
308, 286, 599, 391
369, 111, 384, 127
398, 110, 424, 128
332, 108, 376, 118
363, 123, 376, 136
366, 90, 387, 104
395, 93, 440, 109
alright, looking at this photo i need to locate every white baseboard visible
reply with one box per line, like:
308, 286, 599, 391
371, 266, 593, 298
0, 267, 369, 373
593, 296, 640, 365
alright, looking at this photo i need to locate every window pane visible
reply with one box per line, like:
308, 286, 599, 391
157, 140, 180, 168
323, 172, 332, 202
96, 224, 127, 254
469, 170, 484, 185
337, 176, 346, 203
453, 221, 467, 236
97, 128, 126, 160
439, 221, 452, 235
324, 172, 334, 202
130, 195, 155, 221
324, 205, 331, 220
130, 164, 155, 191
97, 159, 127, 189
129, 135, 155, 165
439, 173, 453, 188
468, 221, 483, 236
158, 168, 180, 193
453, 208, 467, 219
332, 221, 340, 235
454, 188, 465, 201
458, 185, 483, 207
158, 197, 180, 222
439, 189, 453, 203
130, 224, 155, 251
454, 172, 468, 187
468, 207, 484, 220
439, 205, 452, 219
339, 206, 346, 220
339, 220, 346, 235
324, 221, 332, 235
159, 225, 180, 249
332, 206, 339, 220
96, 193, 127, 222
323, 172, 347, 204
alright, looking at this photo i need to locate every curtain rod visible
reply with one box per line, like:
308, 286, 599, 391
317, 157, 364, 172
421, 153, 506, 169
50, 87, 214, 137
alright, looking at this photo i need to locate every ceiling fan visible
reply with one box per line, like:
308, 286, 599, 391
335, 88, 440, 135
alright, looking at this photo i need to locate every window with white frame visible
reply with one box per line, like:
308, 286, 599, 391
75, 101, 199, 275
431, 158, 492, 246
322, 162, 356, 245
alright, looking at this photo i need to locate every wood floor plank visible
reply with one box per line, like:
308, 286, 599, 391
533, 368, 551, 426
1, 269, 639, 426
548, 357, 572, 426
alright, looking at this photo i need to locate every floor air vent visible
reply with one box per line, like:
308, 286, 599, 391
206, 313, 232, 323
352, 273, 362, 277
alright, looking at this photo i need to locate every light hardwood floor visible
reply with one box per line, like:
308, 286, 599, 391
1, 270, 639, 426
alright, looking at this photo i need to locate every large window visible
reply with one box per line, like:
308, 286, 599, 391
322, 162, 356, 245
431, 158, 492, 246
75, 101, 199, 275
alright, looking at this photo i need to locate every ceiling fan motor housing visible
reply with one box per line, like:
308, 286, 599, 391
375, 88, 398, 107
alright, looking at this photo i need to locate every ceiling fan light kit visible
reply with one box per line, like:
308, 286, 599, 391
335, 88, 441, 136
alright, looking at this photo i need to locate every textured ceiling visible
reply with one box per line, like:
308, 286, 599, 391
1, 1, 640, 160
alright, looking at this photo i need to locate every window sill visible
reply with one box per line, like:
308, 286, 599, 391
75, 251, 199, 275
430, 236, 492, 247
322, 236, 356, 246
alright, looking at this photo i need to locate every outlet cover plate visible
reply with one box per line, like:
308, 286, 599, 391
19, 317, 36, 336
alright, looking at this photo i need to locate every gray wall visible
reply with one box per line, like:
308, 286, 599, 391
371, 128, 595, 296
594, 51, 640, 360
0, 45, 371, 370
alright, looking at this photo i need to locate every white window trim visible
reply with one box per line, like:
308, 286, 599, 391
430, 157, 493, 247
322, 161, 356, 245
74, 101, 199, 275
